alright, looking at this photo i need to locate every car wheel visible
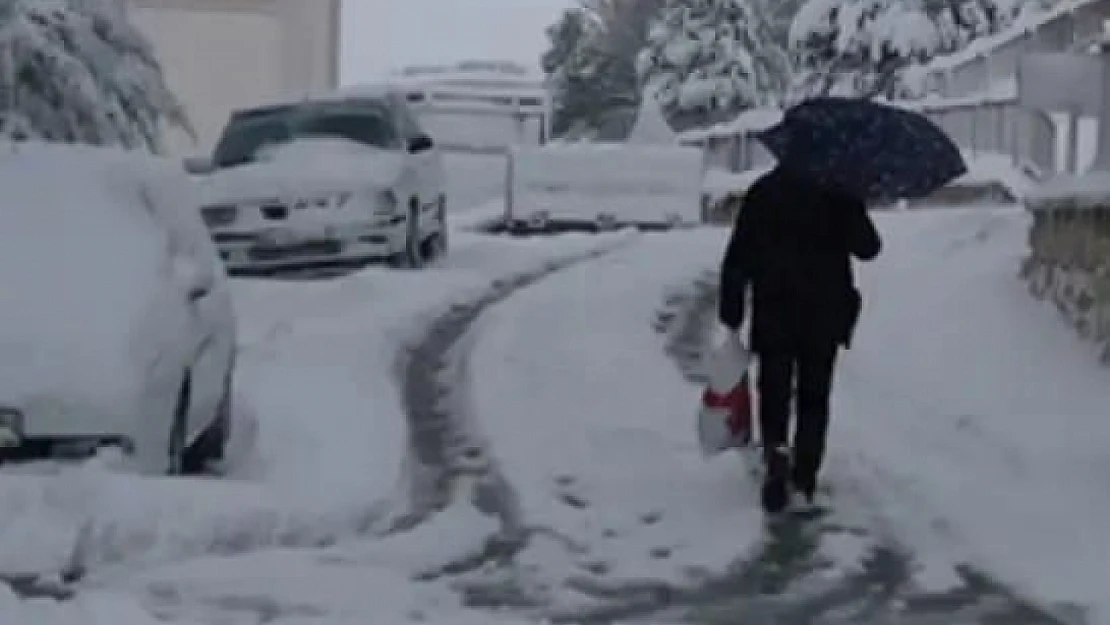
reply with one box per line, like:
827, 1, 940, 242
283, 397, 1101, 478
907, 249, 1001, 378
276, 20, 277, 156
420, 195, 449, 261
389, 201, 423, 269
166, 377, 190, 476
184, 367, 232, 474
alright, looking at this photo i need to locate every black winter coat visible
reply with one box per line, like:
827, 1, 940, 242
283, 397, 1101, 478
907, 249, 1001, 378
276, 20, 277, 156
718, 166, 881, 353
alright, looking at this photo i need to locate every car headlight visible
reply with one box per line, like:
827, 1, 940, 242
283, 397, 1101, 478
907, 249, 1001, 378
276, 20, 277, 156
201, 204, 238, 227
373, 189, 398, 215
0, 407, 24, 447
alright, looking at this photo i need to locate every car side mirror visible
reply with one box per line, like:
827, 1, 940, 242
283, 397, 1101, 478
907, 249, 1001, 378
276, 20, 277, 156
184, 156, 214, 175
407, 135, 434, 153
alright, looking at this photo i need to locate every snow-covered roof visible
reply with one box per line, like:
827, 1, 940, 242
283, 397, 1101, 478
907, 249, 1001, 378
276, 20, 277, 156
877, 76, 1018, 110
926, 0, 1103, 74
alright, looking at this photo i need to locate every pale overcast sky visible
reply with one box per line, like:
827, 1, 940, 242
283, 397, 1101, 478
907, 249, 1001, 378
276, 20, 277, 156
340, 0, 571, 84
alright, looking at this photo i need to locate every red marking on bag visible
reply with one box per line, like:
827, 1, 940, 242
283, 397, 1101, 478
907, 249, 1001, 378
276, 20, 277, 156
702, 375, 756, 438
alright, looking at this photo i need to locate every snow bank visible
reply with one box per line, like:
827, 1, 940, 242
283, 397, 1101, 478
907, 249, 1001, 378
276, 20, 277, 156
831, 207, 1110, 621
0, 508, 588, 625
443, 152, 509, 215
1025, 170, 1110, 210
0, 583, 200, 625
951, 151, 1038, 200
99, 499, 499, 624
507, 144, 703, 224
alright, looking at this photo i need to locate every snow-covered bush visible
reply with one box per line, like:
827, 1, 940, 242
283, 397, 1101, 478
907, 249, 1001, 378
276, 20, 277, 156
0, 0, 190, 153
636, 0, 791, 128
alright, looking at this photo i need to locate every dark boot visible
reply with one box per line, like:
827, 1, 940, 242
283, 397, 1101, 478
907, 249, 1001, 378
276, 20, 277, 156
791, 465, 816, 503
761, 445, 791, 514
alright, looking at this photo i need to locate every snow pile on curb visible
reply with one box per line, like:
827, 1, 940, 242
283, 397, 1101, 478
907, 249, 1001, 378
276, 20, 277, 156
1025, 171, 1110, 210
701, 167, 769, 205
955, 151, 1039, 201
833, 207, 1110, 622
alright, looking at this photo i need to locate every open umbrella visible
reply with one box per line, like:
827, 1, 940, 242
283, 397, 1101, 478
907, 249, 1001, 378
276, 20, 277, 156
754, 97, 967, 202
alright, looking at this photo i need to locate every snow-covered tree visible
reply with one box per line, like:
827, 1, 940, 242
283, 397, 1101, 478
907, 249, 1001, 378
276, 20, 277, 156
541, 0, 664, 138
788, 0, 1041, 100
637, 0, 792, 129
542, 6, 603, 136
0, 0, 190, 153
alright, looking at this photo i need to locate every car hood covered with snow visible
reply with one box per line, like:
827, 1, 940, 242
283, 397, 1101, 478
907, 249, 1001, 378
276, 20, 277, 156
0, 142, 176, 418
198, 139, 406, 205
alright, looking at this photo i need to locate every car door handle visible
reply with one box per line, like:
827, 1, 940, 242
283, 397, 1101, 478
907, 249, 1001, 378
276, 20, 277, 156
188, 285, 211, 301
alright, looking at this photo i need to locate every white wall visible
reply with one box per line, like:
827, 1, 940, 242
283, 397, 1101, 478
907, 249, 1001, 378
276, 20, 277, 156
278, 0, 340, 99
128, 0, 340, 157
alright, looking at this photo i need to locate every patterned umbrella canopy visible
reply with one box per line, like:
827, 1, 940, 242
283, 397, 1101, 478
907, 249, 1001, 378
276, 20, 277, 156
755, 97, 968, 202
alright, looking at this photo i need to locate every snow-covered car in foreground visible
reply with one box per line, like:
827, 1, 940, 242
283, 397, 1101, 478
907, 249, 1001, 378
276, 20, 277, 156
0, 143, 236, 475
194, 92, 448, 273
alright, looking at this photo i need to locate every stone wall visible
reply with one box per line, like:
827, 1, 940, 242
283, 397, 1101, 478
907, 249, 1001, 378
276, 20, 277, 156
1020, 201, 1110, 363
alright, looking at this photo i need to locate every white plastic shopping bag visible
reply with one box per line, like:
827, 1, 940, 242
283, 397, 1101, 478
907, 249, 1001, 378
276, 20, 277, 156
706, 333, 751, 394
696, 332, 755, 456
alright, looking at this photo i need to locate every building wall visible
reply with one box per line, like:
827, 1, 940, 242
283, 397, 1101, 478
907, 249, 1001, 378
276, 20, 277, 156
128, 0, 339, 157
987, 32, 1033, 83
1074, 0, 1110, 42
277, 0, 340, 99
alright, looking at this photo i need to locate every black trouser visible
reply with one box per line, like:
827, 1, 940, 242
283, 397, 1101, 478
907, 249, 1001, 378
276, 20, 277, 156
757, 344, 838, 481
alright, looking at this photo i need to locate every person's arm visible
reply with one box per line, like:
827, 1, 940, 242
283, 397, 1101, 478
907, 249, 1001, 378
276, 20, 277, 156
718, 188, 759, 330
843, 195, 881, 261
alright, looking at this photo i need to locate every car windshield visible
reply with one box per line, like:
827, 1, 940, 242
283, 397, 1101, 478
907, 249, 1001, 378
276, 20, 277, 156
211, 103, 397, 169
211, 115, 292, 168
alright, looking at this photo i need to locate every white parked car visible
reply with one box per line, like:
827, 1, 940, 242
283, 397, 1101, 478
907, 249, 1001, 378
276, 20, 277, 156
0, 143, 237, 475
193, 92, 448, 273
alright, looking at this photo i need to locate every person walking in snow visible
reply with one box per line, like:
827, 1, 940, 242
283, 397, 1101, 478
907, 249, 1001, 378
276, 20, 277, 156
718, 162, 881, 514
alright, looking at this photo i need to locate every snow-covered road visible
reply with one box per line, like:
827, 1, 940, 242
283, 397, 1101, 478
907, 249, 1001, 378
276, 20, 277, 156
450, 206, 1107, 623
2, 204, 1108, 624
451, 218, 1085, 623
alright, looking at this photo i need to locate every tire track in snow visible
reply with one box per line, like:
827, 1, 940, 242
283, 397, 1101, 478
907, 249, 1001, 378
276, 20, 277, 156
638, 272, 1080, 625
394, 236, 636, 570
